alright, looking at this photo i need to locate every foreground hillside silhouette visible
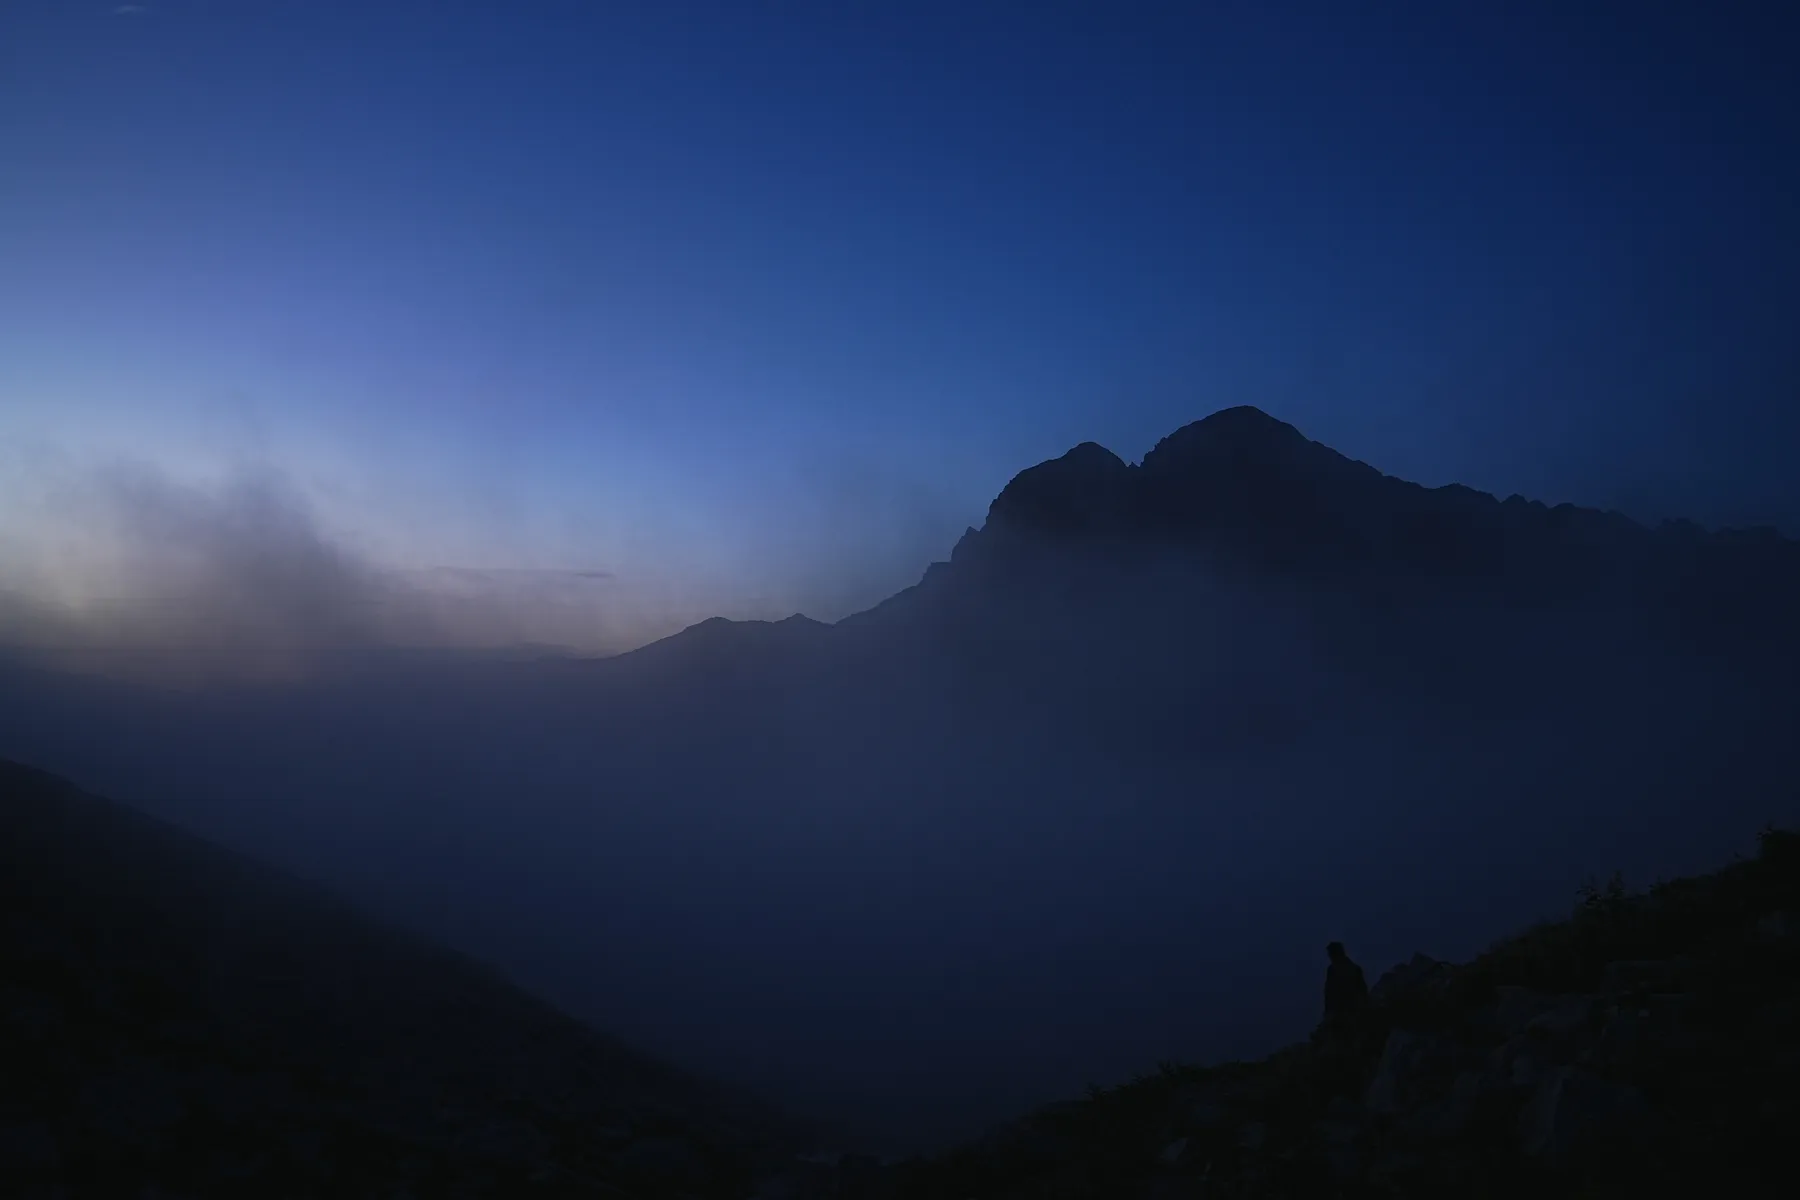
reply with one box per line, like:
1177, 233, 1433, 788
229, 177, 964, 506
3, 407, 1798, 1154
7, 754, 1795, 1197
0, 759, 818, 1198
879, 827, 1800, 1199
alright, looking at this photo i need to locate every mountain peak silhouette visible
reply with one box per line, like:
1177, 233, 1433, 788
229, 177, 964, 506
946, 406, 1800, 613
971, 406, 1385, 564
1140, 405, 1312, 471
985, 440, 1133, 538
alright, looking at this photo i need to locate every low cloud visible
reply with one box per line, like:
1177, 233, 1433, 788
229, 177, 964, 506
0, 461, 659, 680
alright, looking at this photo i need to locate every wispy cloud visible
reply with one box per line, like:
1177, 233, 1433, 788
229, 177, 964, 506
0, 460, 664, 680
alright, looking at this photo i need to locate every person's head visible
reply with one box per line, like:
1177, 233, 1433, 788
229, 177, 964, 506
1326, 941, 1346, 961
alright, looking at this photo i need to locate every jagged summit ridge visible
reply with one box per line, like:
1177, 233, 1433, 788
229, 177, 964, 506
1139, 405, 1313, 471
956, 406, 1799, 594
978, 405, 1386, 552
985, 440, 1134, 537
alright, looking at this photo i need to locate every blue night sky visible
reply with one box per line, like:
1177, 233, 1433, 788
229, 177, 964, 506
3, 0, 1797, 651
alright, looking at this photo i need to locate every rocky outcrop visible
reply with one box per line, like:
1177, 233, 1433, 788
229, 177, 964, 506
884, 827, 1800, 1198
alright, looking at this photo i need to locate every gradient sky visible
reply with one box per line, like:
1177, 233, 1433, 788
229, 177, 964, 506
4, 0, 1797, 648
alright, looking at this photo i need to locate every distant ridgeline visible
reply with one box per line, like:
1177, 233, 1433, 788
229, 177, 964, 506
635, 406, 1800, 665
945, 407, 1800, 614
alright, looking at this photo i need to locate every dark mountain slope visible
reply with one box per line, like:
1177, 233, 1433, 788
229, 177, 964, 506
882, 826, 1800, 1199
0, 759, 813, 1198
839, 406, 1800, 640
817, 405, 1800, 746
972, 406, 1796, 580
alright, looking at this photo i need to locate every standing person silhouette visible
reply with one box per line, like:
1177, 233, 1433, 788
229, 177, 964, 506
1322, 941, 1369, 1027
1315, 942, 1372, 1102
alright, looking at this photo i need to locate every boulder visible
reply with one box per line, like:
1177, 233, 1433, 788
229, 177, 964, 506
1489, 985, 1559, 1037
1517, 1068, 1650, 1157
1371, 954, 1455, 1011
1493, 1033, 1556, 1089
1366, 1030, 1461, 1116
1404, 1067, 1507, 1140
1522, 994, 1600, 1058
1592, 993, 1703, 1069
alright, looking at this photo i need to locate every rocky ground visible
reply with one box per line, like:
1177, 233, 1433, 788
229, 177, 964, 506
851, 827, 1800, 1200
